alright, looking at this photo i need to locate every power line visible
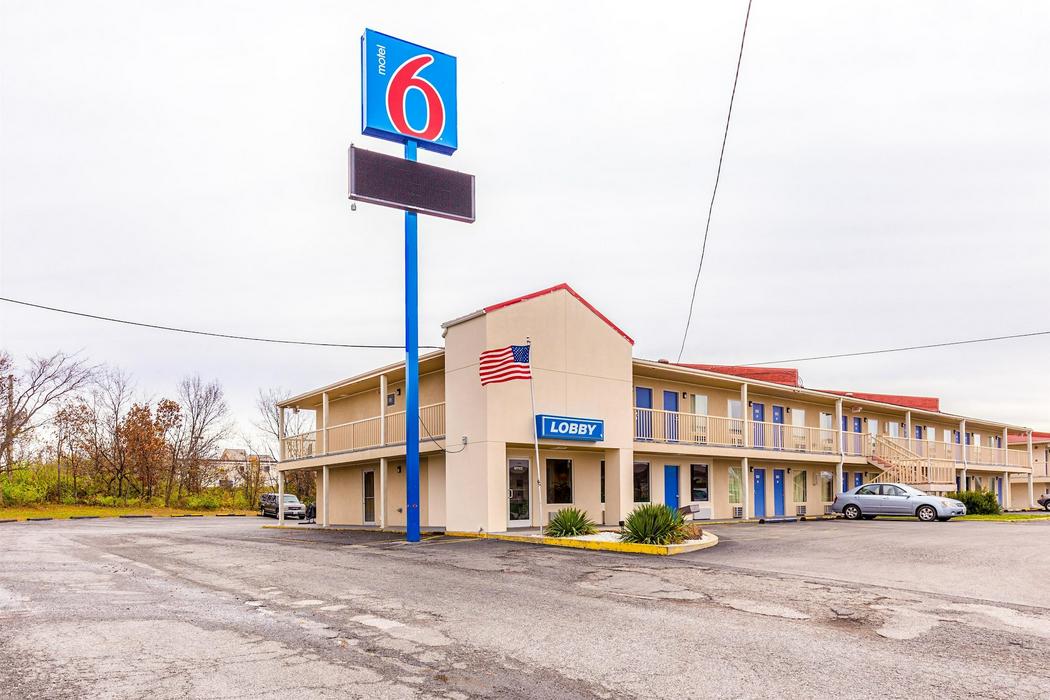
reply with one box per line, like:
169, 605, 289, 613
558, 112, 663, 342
677, 0, 754, 363
743, 330, 1050, 366
0, 296, 442, 350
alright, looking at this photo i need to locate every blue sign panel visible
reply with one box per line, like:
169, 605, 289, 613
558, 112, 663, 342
361, 29, 458, 155
536, 415, 605, 442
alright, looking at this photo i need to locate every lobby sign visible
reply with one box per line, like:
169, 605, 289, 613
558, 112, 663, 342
361, 28, 458, 154
535, 415, 605, 442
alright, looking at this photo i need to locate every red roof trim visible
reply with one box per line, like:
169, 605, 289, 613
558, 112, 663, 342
821, 390, 940, 412
673, 364, 800, 387
483, 283, 635, 345
1008, 431, 1050, 444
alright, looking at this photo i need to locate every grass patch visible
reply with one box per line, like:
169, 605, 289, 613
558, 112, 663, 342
955, 513, 1050, 522
0, 503, 257, 521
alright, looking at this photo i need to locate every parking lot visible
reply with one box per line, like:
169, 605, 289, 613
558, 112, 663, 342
1, 517, 1049, 698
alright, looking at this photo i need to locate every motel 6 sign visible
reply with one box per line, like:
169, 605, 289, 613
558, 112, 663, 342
361, 28, 458, 155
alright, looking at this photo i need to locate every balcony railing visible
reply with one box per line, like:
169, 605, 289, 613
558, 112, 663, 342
633, 407, 1030, 469
280, 402, 446, 461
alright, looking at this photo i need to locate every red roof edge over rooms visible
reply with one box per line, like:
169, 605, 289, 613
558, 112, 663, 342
483, 283, 635, 345
820, 390, 940, 412
671, 363, 801, 387
1009, 431, 1050, 444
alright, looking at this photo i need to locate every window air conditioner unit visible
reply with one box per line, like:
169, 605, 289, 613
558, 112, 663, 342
824, 504, 834, 515
732, 506, 744, 519
795, 505, 807, 516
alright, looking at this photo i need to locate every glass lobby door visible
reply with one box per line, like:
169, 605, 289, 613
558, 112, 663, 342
508, 459, 531, 528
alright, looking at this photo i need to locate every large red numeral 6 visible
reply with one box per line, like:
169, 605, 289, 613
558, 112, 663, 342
385, 55, 445, 141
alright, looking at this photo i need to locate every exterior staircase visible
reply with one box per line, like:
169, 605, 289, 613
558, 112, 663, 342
867, 435, 957, 493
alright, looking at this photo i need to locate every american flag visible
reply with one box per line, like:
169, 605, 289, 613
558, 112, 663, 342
479, 344, 531, 385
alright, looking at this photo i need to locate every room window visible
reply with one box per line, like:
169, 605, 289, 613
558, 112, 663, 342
791, 409, 807, 448
728, 466, 742, 503
820, 471, 833, 501
868, 418, 879, 436
387, 393, 396, 406
794, 470, 807, 502
633, 462, 650, 502
888, 422, 900, 438
600, 460, 605, 504
690, 464, 709, 501
546, 459, 572, 504
728, 400, 743, 437
692, 394, 708, 416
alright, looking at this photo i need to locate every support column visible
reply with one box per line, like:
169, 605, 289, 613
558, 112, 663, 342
1002, 426, 1009, 467
741, 458, 751, 519
278, 406, 286, 461
322, 392, 329, 456
740, 384, 749, 448
1002, 471, 1011, 510
379, 457, 388, 529
379, 375, 388, 446
960, 466, 968, 491
277, 470, 285, 525
835, 398, 844, 463
960, 419, 968, 465
905, 411, 912, 451
835, 461, 844, 499
604, 448, 633, 526
321, 465, 329, 527
1028, 430, 1036, 509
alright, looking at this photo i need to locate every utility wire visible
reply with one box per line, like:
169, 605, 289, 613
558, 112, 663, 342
743, 330, 1050, 366
677, 0, 754, 363
0, 296, 442, 350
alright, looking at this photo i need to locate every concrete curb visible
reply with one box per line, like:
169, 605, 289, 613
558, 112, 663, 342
0, 519, 17, 524
26, 517, 54, 522
444, 530, 720, 556
69, 515, 100, 520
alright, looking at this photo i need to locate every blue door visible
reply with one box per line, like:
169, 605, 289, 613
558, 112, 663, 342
853, 417, 863, 454
841, 415, 848, 452
664, 465, 679, 511
956, 475, 961, 491
753, 468, 766, 517
773, 469, 785, 516
842, 471, 849, 492
772, 406, 785, 450
997, 477, 1003, 505
915, 425, 924, 455
752, 403, 765, 447
663, 391, 679, 442
854, 472, 863, 488
635, 387, 652, 440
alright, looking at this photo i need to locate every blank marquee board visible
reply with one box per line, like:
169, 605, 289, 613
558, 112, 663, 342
348, 145, 475, 223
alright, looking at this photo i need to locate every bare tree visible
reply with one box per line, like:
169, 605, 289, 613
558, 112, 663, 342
253, 386, 314, 499
1, 350, 95, 474
91, 368, 135, 497
178, 375, 230, 494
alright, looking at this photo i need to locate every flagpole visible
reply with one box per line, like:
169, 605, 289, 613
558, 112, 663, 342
527, 337, 543, 533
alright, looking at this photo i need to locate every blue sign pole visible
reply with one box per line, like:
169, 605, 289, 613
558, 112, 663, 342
404, 138, 421, 543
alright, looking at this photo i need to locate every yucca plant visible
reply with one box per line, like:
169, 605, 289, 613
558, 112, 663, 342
545, 507, 598, 537
620, 504, 688, 545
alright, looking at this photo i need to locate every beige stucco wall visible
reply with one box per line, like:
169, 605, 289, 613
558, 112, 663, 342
444, 288, 634, 532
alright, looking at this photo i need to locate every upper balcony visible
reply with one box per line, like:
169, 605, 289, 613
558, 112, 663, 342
633, 407, 1031, 470
281, 402, 446, 461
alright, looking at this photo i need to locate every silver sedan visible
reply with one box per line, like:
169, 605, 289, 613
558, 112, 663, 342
832, 483, 966, 522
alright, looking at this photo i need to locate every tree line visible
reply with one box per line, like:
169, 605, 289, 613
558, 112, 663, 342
0, 349, 314, 509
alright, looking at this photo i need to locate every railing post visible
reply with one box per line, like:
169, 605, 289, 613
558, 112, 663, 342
960, 419, 967, 465
322, 392, 329, 456
1002, 426, 1009, 466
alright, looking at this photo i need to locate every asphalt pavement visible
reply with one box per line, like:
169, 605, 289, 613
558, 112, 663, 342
1, 516, 1049, 698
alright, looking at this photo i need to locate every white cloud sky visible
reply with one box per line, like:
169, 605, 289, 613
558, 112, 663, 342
1, 0, 1047, 436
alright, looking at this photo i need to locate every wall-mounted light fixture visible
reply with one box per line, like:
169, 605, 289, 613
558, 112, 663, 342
682, 391, 688, 399
397, 388, 402, 396
396, 465, 402, 474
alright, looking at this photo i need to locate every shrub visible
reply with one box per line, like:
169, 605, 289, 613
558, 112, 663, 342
545, 507, 598, 537
183, 493, 221, 510
947, 490, 1001, 515
620, 504, 689, 545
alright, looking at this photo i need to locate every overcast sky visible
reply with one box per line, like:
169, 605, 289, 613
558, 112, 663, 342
1, 1, 1047, 441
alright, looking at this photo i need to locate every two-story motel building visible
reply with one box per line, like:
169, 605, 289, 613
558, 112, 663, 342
275, 284, 1039, 531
